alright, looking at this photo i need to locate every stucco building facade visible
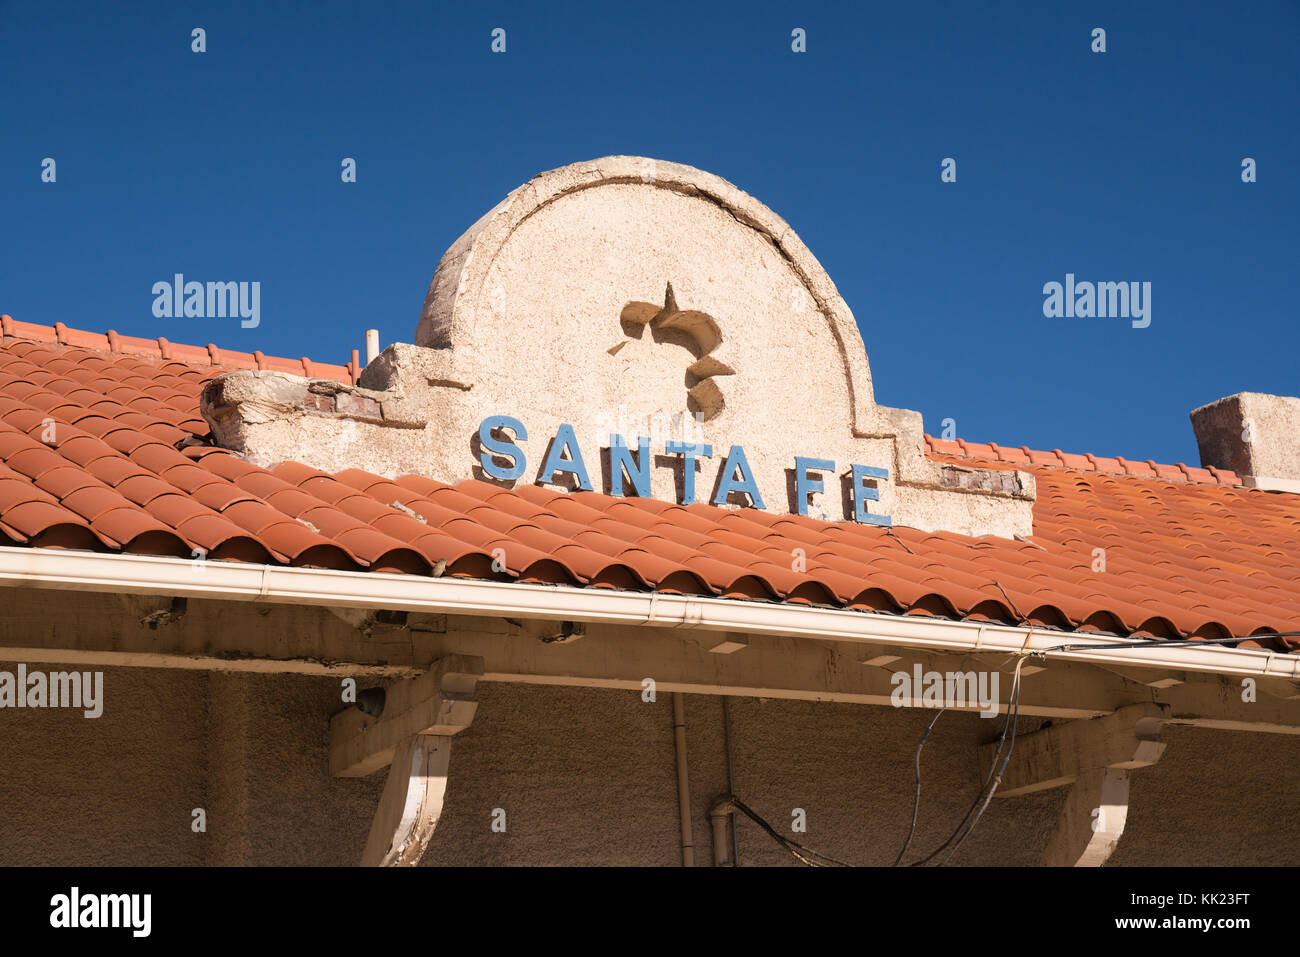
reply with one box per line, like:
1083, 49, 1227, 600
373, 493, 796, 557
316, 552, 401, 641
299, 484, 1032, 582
2, 158, 1298, 866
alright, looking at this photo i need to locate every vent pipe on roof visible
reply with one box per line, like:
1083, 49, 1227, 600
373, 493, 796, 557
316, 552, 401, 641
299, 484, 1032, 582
1190, 392, 1300, 493
364, 329, 379, 366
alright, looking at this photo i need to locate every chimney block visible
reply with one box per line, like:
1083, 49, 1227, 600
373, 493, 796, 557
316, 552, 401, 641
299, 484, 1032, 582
1191, 392, 1300, 493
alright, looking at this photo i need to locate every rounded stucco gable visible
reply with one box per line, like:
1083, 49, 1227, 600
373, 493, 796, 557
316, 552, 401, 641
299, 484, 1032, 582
415, 156, 879, 435
207, 156, 1033, 537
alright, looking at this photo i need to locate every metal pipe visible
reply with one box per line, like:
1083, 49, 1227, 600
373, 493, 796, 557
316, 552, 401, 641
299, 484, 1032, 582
721, 696, 739, 866
709, 797, 737, 866
364, 329, 379, 365
671, 693, 694, 866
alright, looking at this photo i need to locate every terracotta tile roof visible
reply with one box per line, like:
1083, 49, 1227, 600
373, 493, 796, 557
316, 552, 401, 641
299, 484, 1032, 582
924, 436, 1242, 486
0, 315, 359, 384
2, 317, 1297, 653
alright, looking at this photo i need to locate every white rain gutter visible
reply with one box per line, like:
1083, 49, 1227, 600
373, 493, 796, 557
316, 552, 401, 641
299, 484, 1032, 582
0, 545, 1297, 680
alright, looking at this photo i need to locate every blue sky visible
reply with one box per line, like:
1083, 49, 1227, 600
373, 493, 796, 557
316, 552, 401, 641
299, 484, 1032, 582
2, 0, 1296, 464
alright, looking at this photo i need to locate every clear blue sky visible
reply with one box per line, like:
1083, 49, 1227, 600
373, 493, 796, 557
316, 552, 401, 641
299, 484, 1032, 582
2, 1, 1296, 464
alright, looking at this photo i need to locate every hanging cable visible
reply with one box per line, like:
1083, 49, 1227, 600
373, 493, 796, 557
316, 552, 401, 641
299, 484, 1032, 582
901, 626, 1292, 866
1036, 632, 1300, 655
721, 697, 740, 866
893, 707, 944, 866
938, 656, 1027, 864
725, 798, 855, 867
906, 656, 1028, 866
725, 629, 1293, 868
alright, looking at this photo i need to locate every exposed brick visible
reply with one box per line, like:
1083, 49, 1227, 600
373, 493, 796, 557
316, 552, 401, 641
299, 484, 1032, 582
335, 392, 381, 418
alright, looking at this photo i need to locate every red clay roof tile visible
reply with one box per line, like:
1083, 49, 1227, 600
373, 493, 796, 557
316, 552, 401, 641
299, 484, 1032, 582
2, 499, 93, 537
91, 507, 175, 547
1, 319, 1297, 651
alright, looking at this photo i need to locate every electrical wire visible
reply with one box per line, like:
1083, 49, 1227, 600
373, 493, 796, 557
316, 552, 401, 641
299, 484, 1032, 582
904, 654, 1036, 866
721, 697, 740, 866
727, 630, 1292, 869
893, 651, 978, 866
904, 677, 1016, 865
1036, 632, 1300, 655
893, 707, 944, 866
726, 797, 855, 867
938, 656, 1027, 864
898, 626, 1291, 866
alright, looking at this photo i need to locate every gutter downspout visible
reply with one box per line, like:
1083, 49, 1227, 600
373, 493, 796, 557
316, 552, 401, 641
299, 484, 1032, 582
709, 797, 737, 866
671, 693, 694, 867
721, 697, 739, 866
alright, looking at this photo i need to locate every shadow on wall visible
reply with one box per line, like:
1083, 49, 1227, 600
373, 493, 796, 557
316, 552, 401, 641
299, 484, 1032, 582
3, 669, 1296, 865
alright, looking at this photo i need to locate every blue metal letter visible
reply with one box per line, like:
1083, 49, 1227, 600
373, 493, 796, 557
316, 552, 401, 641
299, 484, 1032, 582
539, 423, 593, 491
609, 434, 651, 498
665, 440, 713, 505
713, 446, 766, 509
478, 415, 527, 481
851, 464, 891, 526
794, 457, 835, 517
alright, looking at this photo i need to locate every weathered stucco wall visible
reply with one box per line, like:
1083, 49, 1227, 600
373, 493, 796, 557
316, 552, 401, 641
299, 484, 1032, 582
1, 665, 1297, 866
0, 663, 207, 866
205, 672, 383, 866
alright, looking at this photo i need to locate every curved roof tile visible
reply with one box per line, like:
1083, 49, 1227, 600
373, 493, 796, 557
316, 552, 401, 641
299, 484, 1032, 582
1, 318, 1297, 652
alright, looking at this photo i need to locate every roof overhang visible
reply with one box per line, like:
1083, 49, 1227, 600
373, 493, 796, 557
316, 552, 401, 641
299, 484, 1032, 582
2, 545, 1295, 682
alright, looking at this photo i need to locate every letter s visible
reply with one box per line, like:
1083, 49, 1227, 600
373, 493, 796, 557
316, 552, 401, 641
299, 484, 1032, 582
479, 415, 527, 480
